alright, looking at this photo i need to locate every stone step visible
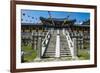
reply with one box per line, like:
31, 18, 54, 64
60, 50, 70, 52
44, 31, 56, 57
46, 51, 55, 53
46, 49, 55, 51
60, 50, 71, 52
60, 52, 71, 54
47, 46, 55, 48
44, 53, 55, 57
45, 52, 55, 54
60, 51, 70, 53
60, 30, 72, 57
47, 45, 55, 47
60, 53, 71, 55
61, 55, 72, 57
46, 50, 55, 51
46, 49, 54, 50
46, 51, 71, 54
60, 49, 69, 50
60, 49, 70, 50
61, 52, 71, 54
44, 54, 55, 57
46, 51, 70, 53
46, 50, 55, 52
60, 52, 70, 53
45, 54, 55, 56
61, 54, 71, 55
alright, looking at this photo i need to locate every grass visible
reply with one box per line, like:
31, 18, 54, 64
78, 49, 90, 60
21, 44, 37, 62
83, 43, 90, 49
24, 50, 37, 62
21, 44, 90, 62
22, 44, 33, 52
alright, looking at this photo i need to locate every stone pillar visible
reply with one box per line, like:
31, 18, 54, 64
35, 31, 42, 60
73, 38, 77, 57
32, 36, 34, 50
82, 38, 84, 49
32, 31, 34, 50
36, 36, 42, 59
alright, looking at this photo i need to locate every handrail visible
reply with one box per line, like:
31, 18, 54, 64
41, 31, 51, 56
63, 29, 75, 58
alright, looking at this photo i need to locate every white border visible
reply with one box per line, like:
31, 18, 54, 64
16, 5, 95, 69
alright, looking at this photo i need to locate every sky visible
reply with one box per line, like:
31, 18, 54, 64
21, 9, 90, 24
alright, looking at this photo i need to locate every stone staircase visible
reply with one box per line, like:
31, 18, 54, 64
44, 30, 56, 57
43, 30, 72, 58
60, 30, 72, 57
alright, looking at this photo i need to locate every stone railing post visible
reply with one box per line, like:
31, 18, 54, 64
36, 36, 42, 59
73, 38, 77, 57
